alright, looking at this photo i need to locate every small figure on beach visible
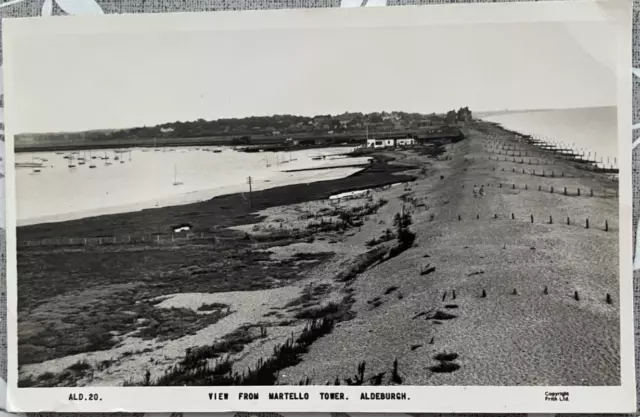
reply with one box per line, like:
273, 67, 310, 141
479, 185, 485, 198
472, 185, 479, 198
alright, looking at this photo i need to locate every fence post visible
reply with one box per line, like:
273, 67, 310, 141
605, 220, 609, 232
567, 217, 570, 225
157, 235, 160, 243
511, 213, 515, 220
586, 218, 589, 229
512, 184, 515, 189
577, 188, 581, 196
550, 186, 554, 193
564, 187, 567, 195
530, 214, 534, 223
549, 215, 553, 224
590, 188, 593, 197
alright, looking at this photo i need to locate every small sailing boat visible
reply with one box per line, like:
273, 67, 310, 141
89, 152, 97, 168
173, 164, 183, 186
68, 155, 76, 168
32, 156, 41, 173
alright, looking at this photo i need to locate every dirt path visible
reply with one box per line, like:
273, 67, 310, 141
278, 126, 619, 386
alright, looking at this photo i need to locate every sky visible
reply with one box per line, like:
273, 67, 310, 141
5, 14, 619, 134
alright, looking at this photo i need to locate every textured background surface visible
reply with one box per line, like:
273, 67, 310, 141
0, 0, 636, 415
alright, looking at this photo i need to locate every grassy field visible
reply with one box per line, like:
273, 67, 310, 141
17, 121, 620, 387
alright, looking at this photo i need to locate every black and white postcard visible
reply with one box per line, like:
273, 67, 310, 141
2, 0, 636, 412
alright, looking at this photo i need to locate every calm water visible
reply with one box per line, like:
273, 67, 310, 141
483, 106, 618, 169
16, 146, 368, 226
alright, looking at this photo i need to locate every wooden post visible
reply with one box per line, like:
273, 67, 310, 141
525, 184, 528, 190
564, 187, 567, 195
499, 183, 502, 188
538, 185, 541, 191
605, 220, 609, 232
567, 217, 570, 225
550, 186, 554, 193
84, 238, 87, 245
549, 215, 553, 224
530, 214, 534, 223
590, 188, 593, 197
586, 218, 589, 229
247, 176, 254, 208
577, 188, 581, 196
458, 215, 461, 221
157, 235, 160, 243
511, 213, 515, 220
512, 184, 515, 189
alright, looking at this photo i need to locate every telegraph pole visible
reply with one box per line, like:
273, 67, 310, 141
247, 176, 253, 208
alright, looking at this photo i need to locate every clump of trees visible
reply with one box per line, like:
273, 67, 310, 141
445, 107, 473, 125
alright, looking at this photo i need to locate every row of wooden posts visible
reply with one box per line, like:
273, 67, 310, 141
439, 213, 610, 231
19, 232, 211, 247
465, 165, 618, 184
461, 180, 616, 198
445, 287, 614, 304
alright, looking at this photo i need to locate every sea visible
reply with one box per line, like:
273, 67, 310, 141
12, 106, 618, 226
482, 106, 618, 168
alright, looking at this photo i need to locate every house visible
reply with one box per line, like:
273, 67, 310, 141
366, 137, 416, 149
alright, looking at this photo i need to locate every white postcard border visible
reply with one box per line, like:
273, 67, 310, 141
2, 0, 636, 413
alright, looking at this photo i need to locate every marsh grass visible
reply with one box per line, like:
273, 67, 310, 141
124, 318, 335, 386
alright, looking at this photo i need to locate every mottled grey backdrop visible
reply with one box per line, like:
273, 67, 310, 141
0, 0, 637, 416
